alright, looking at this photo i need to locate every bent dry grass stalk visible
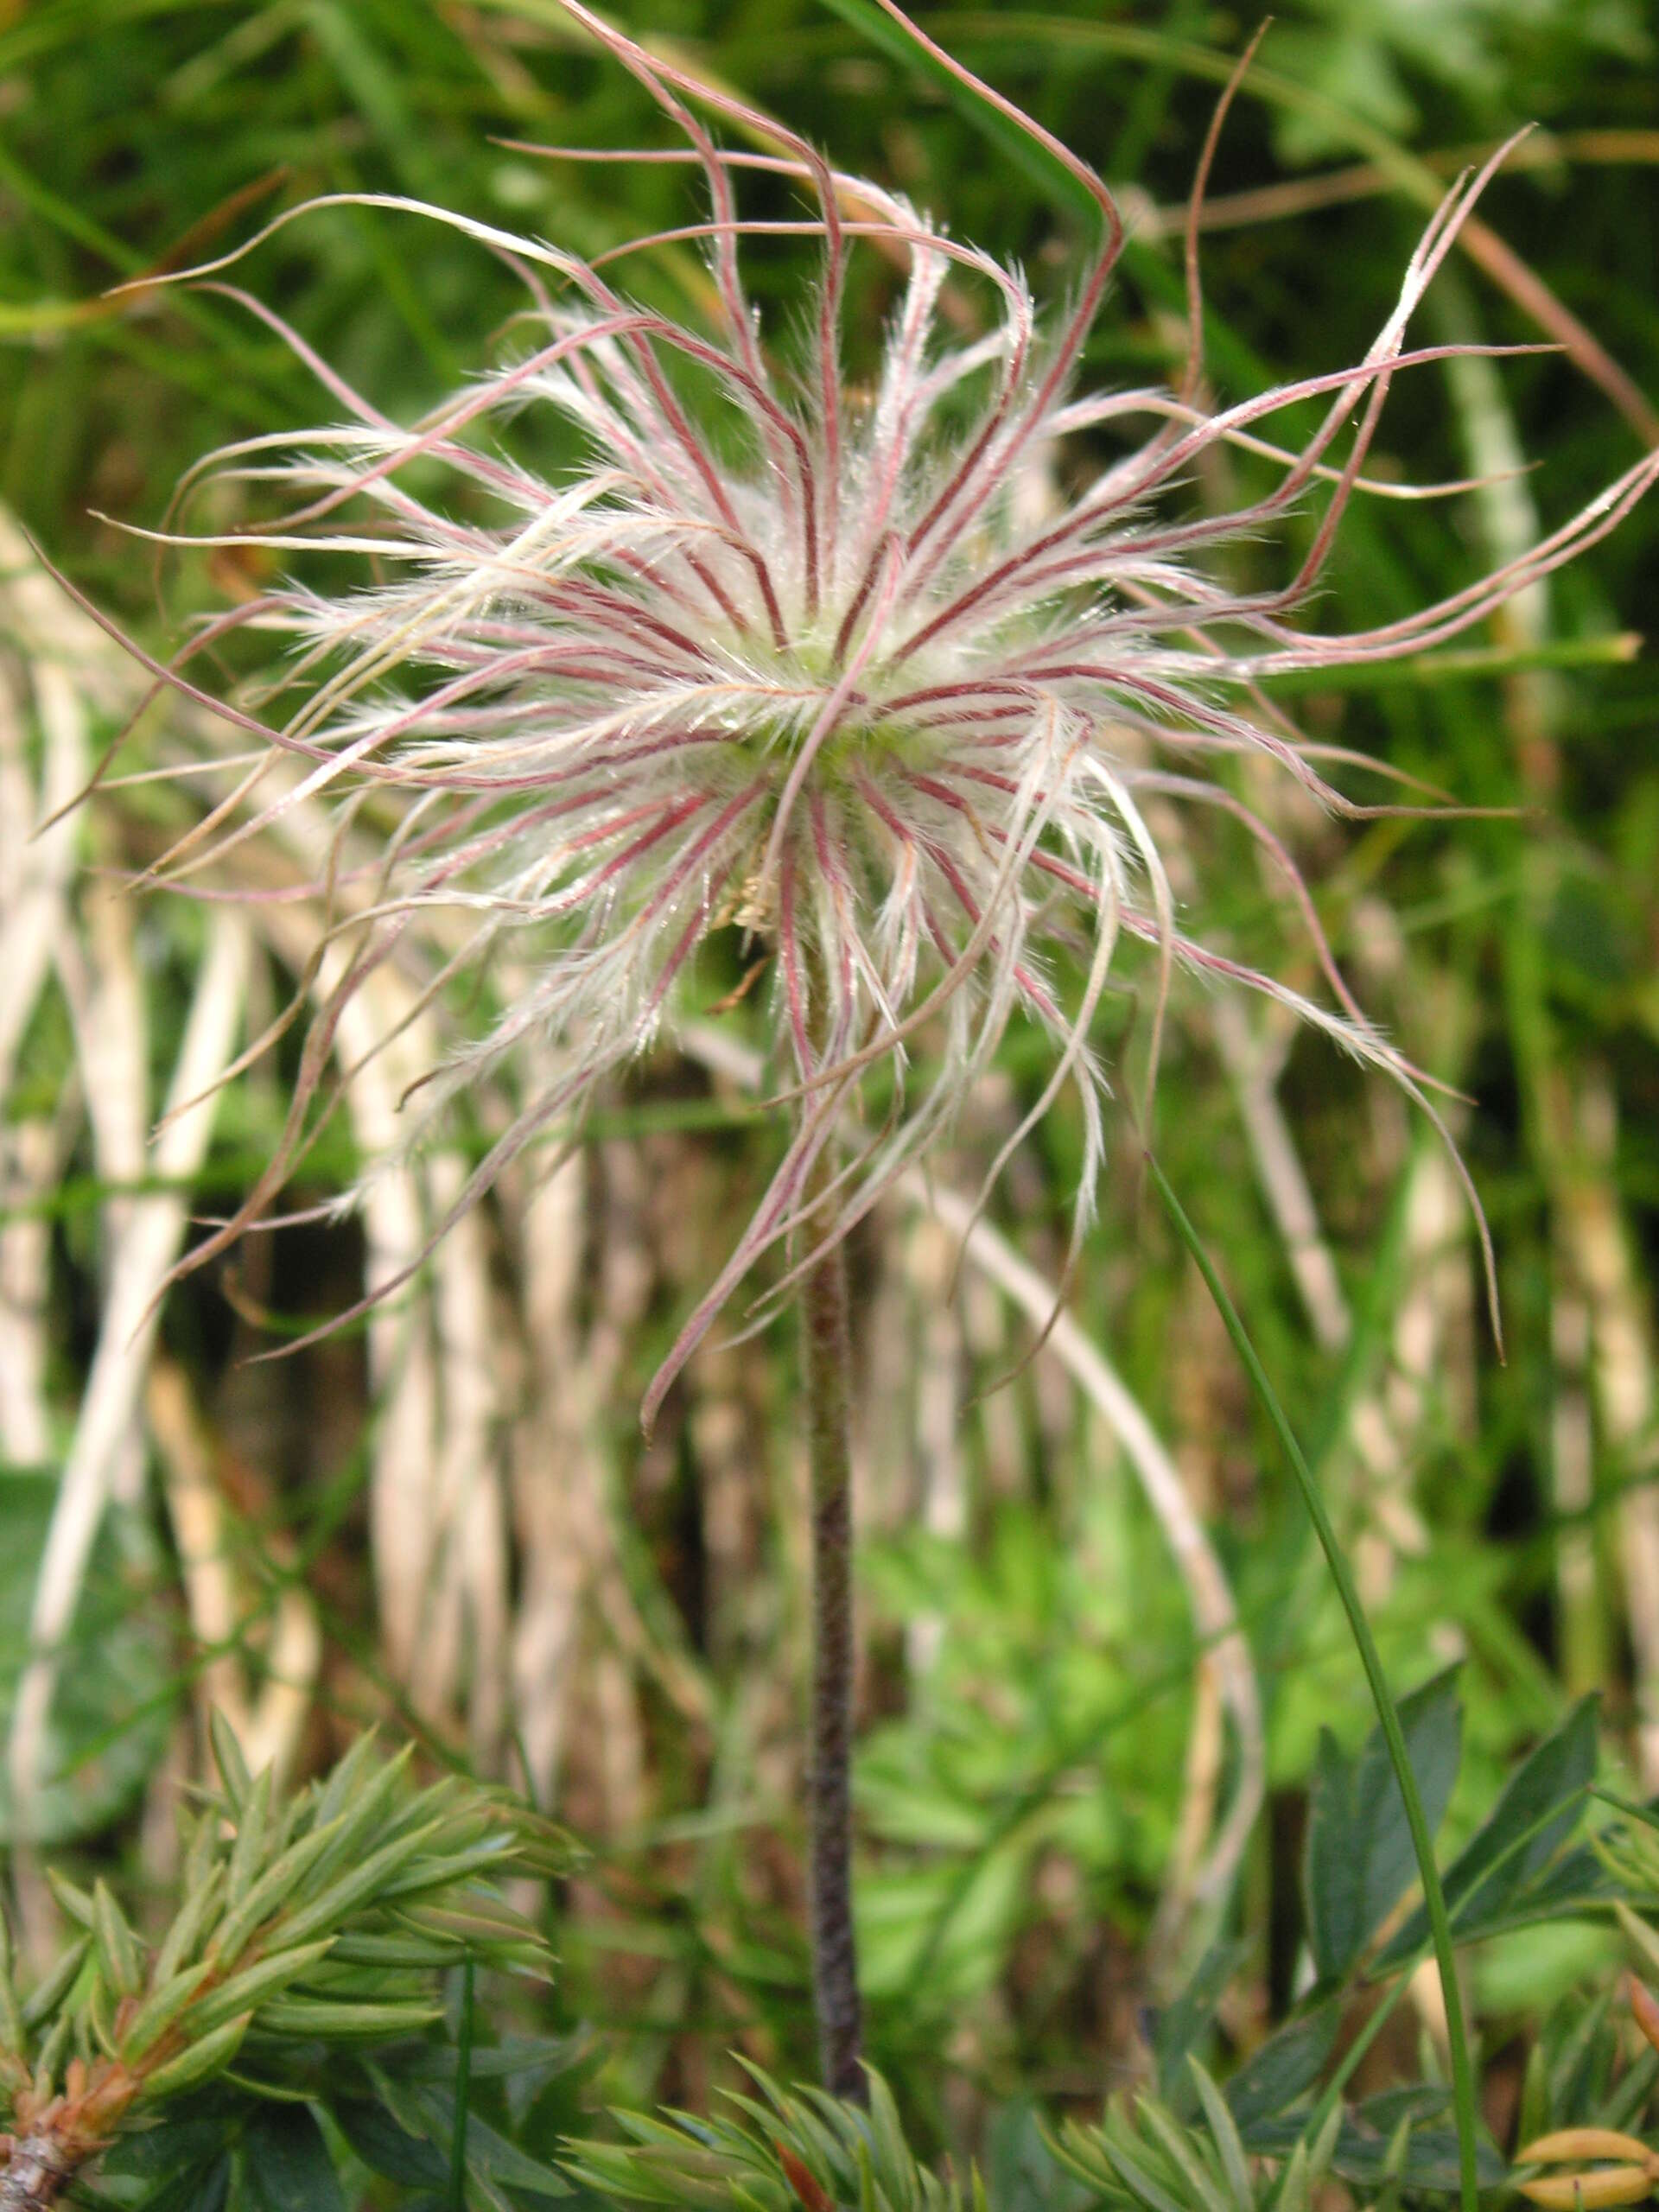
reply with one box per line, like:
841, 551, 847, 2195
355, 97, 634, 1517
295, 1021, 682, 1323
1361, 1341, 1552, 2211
69, 0, 1657, 2101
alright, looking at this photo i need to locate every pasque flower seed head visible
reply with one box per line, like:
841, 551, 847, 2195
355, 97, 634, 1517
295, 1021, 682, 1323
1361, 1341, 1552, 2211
117, 1, 1657, 1418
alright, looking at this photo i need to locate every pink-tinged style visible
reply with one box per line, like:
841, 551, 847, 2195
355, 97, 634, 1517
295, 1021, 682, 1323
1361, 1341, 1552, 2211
117, 2, 1657, 1421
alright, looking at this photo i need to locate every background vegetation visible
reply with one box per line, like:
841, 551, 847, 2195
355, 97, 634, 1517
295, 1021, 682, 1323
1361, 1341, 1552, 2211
2, 0, 1658, 2200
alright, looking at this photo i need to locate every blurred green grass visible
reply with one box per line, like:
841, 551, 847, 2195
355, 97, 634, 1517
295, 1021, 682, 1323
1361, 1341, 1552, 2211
2, 0, 1657, 2127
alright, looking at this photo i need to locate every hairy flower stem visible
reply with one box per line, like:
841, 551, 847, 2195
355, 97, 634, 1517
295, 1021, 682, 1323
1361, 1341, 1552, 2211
799, 1140, 866, 2104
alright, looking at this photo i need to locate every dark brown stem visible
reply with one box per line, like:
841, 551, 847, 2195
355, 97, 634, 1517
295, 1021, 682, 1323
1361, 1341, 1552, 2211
798, 1151, 866, 2104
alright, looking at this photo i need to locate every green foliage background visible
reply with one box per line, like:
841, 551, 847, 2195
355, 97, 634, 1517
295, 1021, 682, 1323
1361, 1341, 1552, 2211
2, 0, 1658, 2184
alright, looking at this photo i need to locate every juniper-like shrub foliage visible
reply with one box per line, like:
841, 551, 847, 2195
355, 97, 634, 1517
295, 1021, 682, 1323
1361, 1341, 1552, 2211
0, 1720, 560, 2211
567, 2063, 978, 2212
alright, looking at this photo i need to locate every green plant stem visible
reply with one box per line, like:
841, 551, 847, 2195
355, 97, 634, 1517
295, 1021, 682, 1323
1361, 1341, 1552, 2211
799, 1138, 866, 2104
1148, 1154, 1480, 2212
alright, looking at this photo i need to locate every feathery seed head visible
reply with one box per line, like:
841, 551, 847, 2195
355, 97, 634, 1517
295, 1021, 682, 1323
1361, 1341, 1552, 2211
124, 1, 1658, 1418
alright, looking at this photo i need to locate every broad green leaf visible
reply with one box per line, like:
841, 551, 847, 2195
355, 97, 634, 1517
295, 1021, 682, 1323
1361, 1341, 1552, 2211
1464, 1845, 1619, 1940
1225, 2002, 1340, 2132
1244, 2109, 1507, 2194
168, 2154, 232, 2212
407, 2082, 572, 2200
382, 2031, 590, 2088
333, 2098, 450, 2190
95, 2116, 229, 2186
1549, 1983, 1619, 2121
0, 1479, 176, 1846
1378, 1699, 1599, 1968
385, 2028, 594, 2133
1593, 1785, 1659, 1835
1305, 1670, 1463, 1980
243, 2104, 347, 2212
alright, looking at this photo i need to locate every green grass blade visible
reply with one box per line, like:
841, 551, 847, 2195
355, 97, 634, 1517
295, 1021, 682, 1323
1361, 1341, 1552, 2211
1147, 1153, 1480, 2212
